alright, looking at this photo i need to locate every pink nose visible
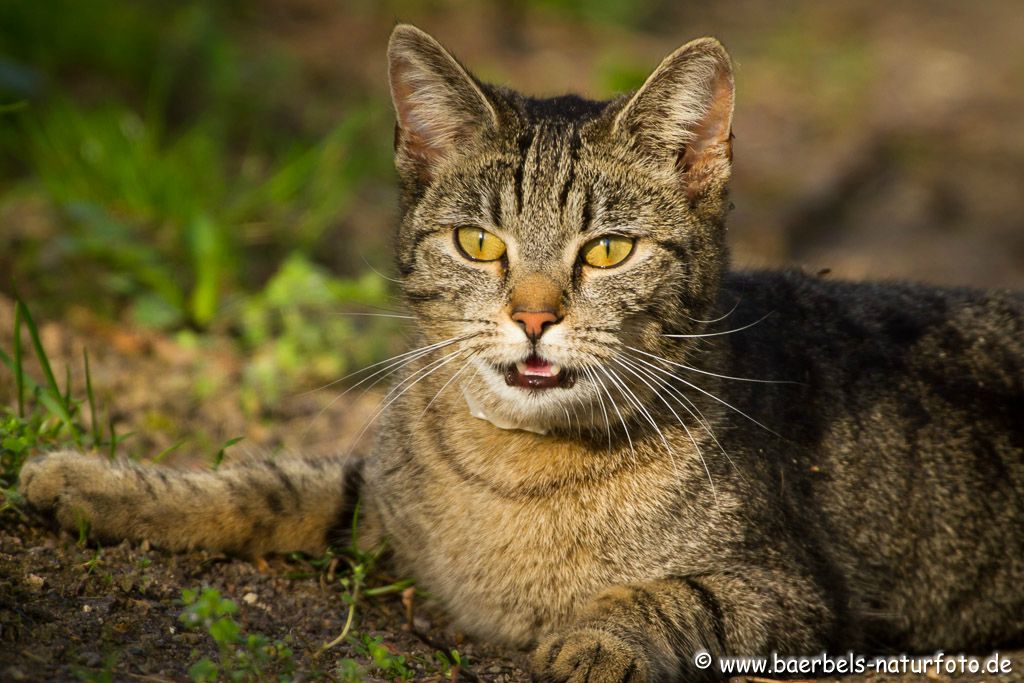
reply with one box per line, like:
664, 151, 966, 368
511, 309, 559, 341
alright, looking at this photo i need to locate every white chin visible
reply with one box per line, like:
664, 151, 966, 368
460, 358, 597, 435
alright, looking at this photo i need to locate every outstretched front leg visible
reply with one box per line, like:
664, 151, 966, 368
532, 568, 835, 682
18, 450, 364, 558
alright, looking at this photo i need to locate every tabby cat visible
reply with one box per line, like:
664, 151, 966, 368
19, 25, 1024, 682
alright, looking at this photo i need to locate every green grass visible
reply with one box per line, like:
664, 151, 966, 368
0, 296, 112, 506
0, 0, 399, 402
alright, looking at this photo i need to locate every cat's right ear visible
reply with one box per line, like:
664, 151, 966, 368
388, 25, 497, 182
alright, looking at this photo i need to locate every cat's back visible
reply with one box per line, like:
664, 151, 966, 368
715, 269, 1024, 650
720, 268, 1024, 404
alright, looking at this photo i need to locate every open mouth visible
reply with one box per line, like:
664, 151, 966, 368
503, 354, 577, 390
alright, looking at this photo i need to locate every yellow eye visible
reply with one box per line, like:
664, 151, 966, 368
581, 235, 635, 268
455, 226, 506, 262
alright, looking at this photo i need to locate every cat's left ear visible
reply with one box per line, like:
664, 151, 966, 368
388, 24, 498, 182
613, 38, 734, 206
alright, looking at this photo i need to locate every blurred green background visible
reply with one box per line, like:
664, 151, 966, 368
2, 0, 1024, 410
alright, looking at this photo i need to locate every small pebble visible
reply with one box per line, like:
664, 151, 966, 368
25, 574, 45, 591
79, 652, 102, 668
242, 592, 258, 605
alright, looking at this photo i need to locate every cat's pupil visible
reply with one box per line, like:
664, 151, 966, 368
601, 237, 611, 257
477, 230, 485, 252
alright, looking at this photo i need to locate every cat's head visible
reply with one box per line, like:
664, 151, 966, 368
386, 25, 734, 435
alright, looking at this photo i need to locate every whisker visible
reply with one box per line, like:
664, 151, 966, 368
325, 312, 418, 320
622, 355, 733, 464
589, 365, 635, 461
582, 366, 613, 452
662, 311, 773, 339
625, 351, 781, 438
626, 346, 798, 385
683, 298, 740, 324
614, 355, 719, 504
418, 355, 473, 422
346, 348, 467, 455
302, 335, 473, 440
298, 334, 471, 397
604, 365, 700, 509
358, 250, 403, 284
602, 364, 672, 465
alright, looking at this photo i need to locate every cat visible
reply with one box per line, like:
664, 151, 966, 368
18, 24, 1024, 683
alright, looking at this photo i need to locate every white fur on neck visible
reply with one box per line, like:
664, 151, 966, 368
461, 385, 548, 435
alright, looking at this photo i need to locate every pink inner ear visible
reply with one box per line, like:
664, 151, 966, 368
390, 63, 449, 170
675, 68, 733, 200
679, 70, 734, 168
388, 46, 495, 180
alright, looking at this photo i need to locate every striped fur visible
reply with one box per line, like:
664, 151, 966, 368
20, 25, 1024, 682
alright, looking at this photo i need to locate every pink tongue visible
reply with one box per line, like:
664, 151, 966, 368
523, 355, 555, 376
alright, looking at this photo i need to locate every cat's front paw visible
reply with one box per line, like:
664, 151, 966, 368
18, 450, 111, 530
531, 628, 650, 683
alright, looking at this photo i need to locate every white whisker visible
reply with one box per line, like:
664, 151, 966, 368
418, 356, 473, 422
627, 345, 798, 385
589, 365, 635, 461
625, 350, 781, 438
662, 312, 773, 339
298, 334, 471, 397
346, 348, 467, 455
614, 355, 719, 504
582, 366, 614, 452
684, 298, 740, 324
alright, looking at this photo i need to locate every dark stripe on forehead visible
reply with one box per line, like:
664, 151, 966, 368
558, 125, 581, 213
488, 185, 502, 227
580, 184, 594, 233
514, 127, 536, 213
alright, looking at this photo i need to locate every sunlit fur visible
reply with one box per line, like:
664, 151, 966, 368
19, 25, 1024, 683
392, 28, 734, 436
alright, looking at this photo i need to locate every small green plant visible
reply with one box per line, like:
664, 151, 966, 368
347, 634, 412, 682
211, 435, 244, 470
0, 296, 116, 512
179, 586, 295, 682
431, 648, 465, 680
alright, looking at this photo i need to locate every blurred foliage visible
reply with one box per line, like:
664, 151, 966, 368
528, 0, 659, 27
239, 254, 394, 410
0, 0, 754, 409
0, 0, 400, 406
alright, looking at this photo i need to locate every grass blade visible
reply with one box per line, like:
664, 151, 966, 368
12, 301, 24, 418
153, 439, 186, 464
15, 298, 72, 421
63, 363, 73, 408
108, 409, 117, 460
0, 347, 41, 396
212, 436, 243, 470
83, 348, 102, 446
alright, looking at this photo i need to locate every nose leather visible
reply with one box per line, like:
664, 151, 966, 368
511, 309, 558, 340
